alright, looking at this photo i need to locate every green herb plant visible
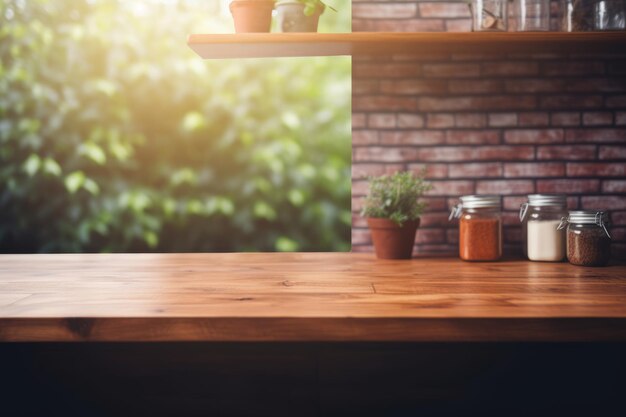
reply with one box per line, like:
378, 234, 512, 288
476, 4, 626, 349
361, 171, 432, 227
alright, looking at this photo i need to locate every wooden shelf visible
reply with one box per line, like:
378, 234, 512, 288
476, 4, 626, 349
188, 32, 626, 59
1, 253, 626, 342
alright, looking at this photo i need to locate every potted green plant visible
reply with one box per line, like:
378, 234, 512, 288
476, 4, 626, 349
230, 0, 275, 33
361, 171, 432, 260
275, 0, 336, 32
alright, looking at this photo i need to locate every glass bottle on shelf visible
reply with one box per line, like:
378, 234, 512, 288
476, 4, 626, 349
471, 0, 509, 31
558, 210, 612, 266
514, 0, 551, 31
519, 194, 567, 262
449, 195, 502, 261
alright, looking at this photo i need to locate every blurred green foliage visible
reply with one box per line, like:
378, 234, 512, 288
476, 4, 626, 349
0, 0, 351, 253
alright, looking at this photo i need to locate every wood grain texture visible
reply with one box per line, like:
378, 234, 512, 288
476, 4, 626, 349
187, 32, 626, 59
1, 253, 625, 342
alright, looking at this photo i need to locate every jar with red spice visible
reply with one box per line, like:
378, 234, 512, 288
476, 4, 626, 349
449, 195, 502, 261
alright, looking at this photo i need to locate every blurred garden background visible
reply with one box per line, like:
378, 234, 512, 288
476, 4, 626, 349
0, 0, 351, 253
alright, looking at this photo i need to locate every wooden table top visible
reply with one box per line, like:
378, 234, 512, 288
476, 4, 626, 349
1, 253, 625, 342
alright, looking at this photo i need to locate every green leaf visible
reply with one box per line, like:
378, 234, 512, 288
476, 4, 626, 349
43, 158, 62, 176
22, 154, 40, 176
64, 171, 86, 194
275, 237, 299, 252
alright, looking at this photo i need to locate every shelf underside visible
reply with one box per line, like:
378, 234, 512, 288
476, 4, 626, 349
188, 32, 626, 59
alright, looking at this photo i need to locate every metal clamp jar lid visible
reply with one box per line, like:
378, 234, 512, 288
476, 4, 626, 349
519, 194, 567, 222
557, 210, 612, 239
449, 195, 501, 220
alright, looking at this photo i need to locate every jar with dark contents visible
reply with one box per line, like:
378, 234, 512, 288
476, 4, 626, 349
558, 211, 612, 267
450, 195, 502, 261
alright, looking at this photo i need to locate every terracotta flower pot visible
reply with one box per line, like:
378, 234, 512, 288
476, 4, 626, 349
230, 0, 275, 33
275, 1, 323, 32
367, 218, 420, 260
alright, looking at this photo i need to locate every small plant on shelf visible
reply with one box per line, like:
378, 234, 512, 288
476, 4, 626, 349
275, 0, 337, 32
361, 171, 432, 260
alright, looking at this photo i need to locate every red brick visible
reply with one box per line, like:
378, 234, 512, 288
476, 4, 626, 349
505, 79, 565, 93
421, 197, 449, 212
541, 95, 603, 109
352, 228, 371, 245
537, 179, 600, 193
519, 112, 550, 126
415, 228, 446, 244
566, 79, 626, 93
611, 211, 626, 225
606, 95, 626, 108
504, 227, 523, 243
565, 128, 626, 143
567, 163, 626, 177
352, 163, 405, 180
583, 112, 614, 126
350, 244, 373, 253
504, 163, 565, 177
418, 2, 471, 18
581, 195, 626, 210
482, 62, 539, 77
415, 145, 533, 162
352, 179, 369, 196
353, 147, 419, 162
397, 113, 424, 128
502, 212, 524, 226
599, 146, 626, 160
541, 61, 605, 76
537, 145, 596, 160
380, 130, 445, 145
488, 113, 518, 127
474, 146, 535, 161
503, 196, 528, 211
550, 112, 581, 126
353, 3, 417, 19
353, 113, 366, 129
419, 212, 452, 227
445, 19, 472, 32
447, 229, 459, 244
504, 129, 564, 144
352, 214, 368, 229
353, 80, 379, 95
419, 95, 536, 112
426, 113, 455, 128
448, 79, 503, 94
603, 180, 626, 193
476, 180, 534, 195
423, 63, 480, 78
353, 63, 421, 79
616, 112, 626, 125
353, 96, 418, 112
455, 113, 487, 128
368, 113, 396, 129
353, 130, 378, 145
449, 163, 502, 178
427, 180, 475, 196
446, 130, 500, 145
353, 18, 445, 32
610, 227, 626, 242
352, 197, 364, 213
407, 163, 449, 179
380, 79, 448, 95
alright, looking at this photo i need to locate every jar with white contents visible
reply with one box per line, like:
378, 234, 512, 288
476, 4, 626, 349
519, 194, 567, 262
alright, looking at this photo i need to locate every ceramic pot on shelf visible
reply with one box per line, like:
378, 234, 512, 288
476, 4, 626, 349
367, 218, 420, 260
230, 0, 275, 33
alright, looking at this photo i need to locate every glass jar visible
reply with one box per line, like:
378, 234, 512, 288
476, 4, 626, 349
558, 211, 612, 266
450, 195, 502, 261
514, 0, 550, 31
519, 194, 567, 262
562, 0, 626, 31
471, 0, 509, 31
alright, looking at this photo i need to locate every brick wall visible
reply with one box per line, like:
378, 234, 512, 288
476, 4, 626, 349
350, 1, 626, 257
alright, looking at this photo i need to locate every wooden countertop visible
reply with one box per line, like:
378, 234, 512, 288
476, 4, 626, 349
1, 253, 625, 342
